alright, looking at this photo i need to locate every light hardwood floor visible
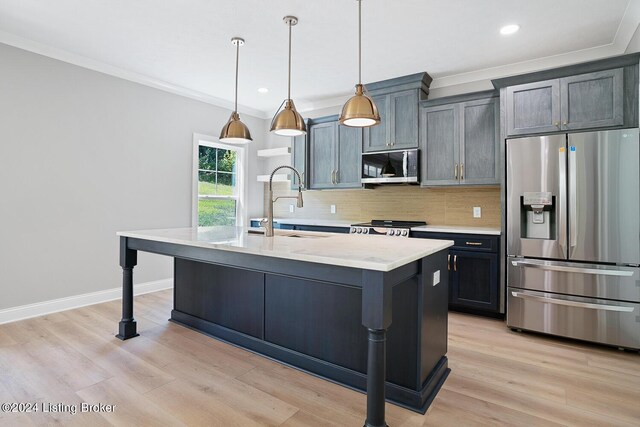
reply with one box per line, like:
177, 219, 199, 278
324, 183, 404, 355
1, 289, 638, 426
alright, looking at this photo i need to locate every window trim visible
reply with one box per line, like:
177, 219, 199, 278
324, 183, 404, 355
192, 133, 247, 227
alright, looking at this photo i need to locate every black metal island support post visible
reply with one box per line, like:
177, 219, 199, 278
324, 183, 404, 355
115, 227, 453, 425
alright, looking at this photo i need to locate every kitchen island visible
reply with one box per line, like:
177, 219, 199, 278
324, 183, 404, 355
115, 226, 453, 426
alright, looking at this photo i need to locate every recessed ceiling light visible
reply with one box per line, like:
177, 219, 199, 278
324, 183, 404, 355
258, 87, 269, 94
500, 24, 520, 35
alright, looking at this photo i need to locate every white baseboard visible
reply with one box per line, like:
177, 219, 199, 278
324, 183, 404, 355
0, 278, 173, 325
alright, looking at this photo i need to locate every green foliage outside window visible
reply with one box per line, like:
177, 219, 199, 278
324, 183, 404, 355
198, 145, 238, 226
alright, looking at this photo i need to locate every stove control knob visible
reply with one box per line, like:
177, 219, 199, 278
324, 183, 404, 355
357, 228, 363, 234
363, 228, 369, 234
401, 229, 409, 236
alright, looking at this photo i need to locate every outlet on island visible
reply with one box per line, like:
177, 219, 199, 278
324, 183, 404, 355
330, 205, 336, 214
289, 204, 295, 213
473, 207, 482, 218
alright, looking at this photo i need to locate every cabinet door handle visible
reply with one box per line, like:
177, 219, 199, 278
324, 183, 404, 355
454, 163, 458, 180
447, 254, 450, 271
454, 255, 457, 272
554, 121, 560, 127
465, 241, 482, 246
563, 121, 568, 126
331, 170, 335, 184
335, 169, 339, 184
460, 164, 464, 180
391, 142, 395, 146
301, 172, 305, 187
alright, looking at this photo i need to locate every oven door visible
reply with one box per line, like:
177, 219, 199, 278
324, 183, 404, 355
361, 149, 419, 184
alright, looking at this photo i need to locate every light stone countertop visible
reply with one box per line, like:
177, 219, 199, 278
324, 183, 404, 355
250, 218, 356, 228
411, 225, 501, 235
117, 227, 453, 272
251, 218, 501, 235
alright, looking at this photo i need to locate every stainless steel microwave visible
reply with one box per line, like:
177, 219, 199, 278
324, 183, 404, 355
361, 149, 419, 184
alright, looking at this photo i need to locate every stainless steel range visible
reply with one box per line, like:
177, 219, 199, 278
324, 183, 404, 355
506, 128, 640, 350
350, 220, 426, 237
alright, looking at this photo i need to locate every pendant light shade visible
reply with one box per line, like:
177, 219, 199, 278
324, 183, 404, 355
270, 16, 306, 136
220, 111, 252, 143
220, 37, 252, 144
340, 0, 380, 128
340, 84, 380, 127
271, 99, 306, 136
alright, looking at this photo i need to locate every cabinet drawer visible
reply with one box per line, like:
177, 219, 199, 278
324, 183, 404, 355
411, 231, 498, 252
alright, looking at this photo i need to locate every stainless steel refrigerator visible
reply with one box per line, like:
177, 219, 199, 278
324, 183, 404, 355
506, 128, 640, 349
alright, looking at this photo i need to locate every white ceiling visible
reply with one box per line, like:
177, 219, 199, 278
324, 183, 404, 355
1, 0, 639, 118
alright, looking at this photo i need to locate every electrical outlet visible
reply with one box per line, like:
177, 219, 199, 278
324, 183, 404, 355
289, 204, 295, 213
433, 270, 440, 286
473, 207, 482, 218
330, 205, 337, 214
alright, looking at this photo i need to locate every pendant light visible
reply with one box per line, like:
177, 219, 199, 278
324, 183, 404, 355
339, 0, 380, 127
220, 37, 252, 144
270, 16, 307, 136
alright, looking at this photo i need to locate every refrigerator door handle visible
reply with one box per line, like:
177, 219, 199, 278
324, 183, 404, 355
568, 146, 577, 251
510, 291, 635, 312
558, 147, 568, 258
510, 259, 634, 277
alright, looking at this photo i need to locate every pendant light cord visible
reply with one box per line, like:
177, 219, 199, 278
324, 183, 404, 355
235, 42, 239, 113
288, 21, 292, 101
358, 0, 362, 85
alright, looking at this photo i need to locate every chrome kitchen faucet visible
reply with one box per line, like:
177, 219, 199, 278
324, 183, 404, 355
261, 165, 303, 237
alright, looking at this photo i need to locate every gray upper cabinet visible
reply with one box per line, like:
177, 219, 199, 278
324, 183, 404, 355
291, 129, 307, 190
421, 104, 459, 185
505, 67, 626, 136
363, 95, 388, 152
560, 68, 624, 131
336, 125, 362, 188
420, 94, 499, 186
506, 79, 561, 136
390, 90, 419, 149
460, 98, 500, 185
309, 121, 337, 190
364, 90, 419, 152
308, 118, 362, 190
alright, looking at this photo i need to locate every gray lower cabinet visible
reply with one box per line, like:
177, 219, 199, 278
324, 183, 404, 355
420, 95, 499, 186
506, 67, 625, 136
411, 232, 501, 316
309, 118, 362, 189
363, 89, 419, 152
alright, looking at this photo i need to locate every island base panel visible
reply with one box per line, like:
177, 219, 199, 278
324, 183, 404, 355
172, 252, 449, 413
170, 309, 448, 413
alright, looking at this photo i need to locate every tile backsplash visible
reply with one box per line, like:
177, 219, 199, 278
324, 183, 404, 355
264, 183, 501, 227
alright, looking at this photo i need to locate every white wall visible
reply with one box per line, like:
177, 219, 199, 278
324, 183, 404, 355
0, 43, 267, 310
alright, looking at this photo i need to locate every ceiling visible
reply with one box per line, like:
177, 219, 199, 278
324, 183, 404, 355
1, 0, 639, 118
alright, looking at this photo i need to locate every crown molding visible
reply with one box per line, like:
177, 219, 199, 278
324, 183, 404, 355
0, 31, 270, 119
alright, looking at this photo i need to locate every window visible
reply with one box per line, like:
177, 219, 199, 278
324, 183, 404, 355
192, 134, 246, 227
